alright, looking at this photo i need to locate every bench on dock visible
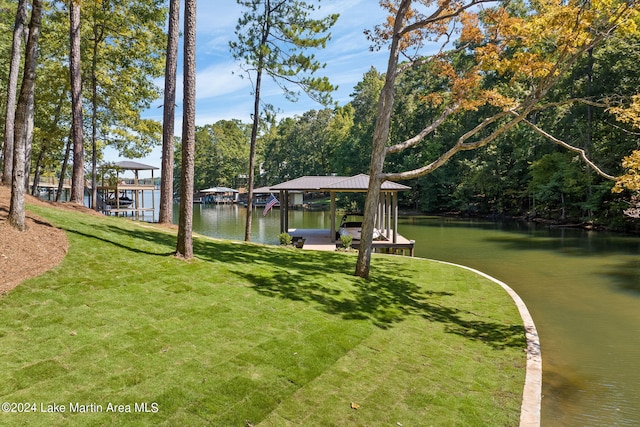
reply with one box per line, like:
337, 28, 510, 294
291, 236, 306, 249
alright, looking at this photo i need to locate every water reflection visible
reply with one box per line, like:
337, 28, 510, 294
400, 217, 640, 427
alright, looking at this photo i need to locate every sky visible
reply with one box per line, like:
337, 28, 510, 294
104, 0, 392, 174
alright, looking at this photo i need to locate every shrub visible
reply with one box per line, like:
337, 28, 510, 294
340, 234, 353, 249
278, 232, 292, 246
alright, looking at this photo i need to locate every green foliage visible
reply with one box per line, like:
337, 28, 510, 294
278, 232, 292, 245
192, 120, 251, 190
0, 0, 17, 136
261, 108, 350, 183
82, 0, 167, 158
340, 233, 353, 249
17, 1, 168, 184
230, 0, 339, 105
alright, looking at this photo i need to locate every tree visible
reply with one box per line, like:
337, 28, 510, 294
192, 120, 250, 190
2, 0, 27, 186
9, 0, 43, 231
612, 96, 640, 215
83, 0, 165, 209
69, 0, 84, 204
230, 0, 338, 242
176, 0, 196, 259
335, 68, 384, 176
355, 0, 639, 278
159, 0, 180, 224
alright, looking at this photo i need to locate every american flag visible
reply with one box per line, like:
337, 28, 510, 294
262, 194, 279, 216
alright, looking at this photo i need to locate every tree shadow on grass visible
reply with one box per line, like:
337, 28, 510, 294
54, 216, 525, 350
203, 241, 526, 350
57, 221, 176, 257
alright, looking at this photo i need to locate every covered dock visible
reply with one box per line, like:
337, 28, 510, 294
269, 174, 415, 256
199, 186, 239, 204
97, 161, 157, 220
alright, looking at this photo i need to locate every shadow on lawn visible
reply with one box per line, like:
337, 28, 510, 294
58, 220, 176, 257
194, 238, 525, 350
56, 216, 524, 350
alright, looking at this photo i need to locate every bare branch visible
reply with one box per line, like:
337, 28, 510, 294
386, 101, 461, 154
604, 120, 640, 136
382, 109, 516, 181
399, 0, 495, 37
520, 118, 616, 180
530, 97, 610, 112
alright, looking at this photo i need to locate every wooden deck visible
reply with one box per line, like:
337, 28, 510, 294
288, 228, 415, 256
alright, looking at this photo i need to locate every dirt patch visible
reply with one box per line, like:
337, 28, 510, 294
0, 185, 70, 296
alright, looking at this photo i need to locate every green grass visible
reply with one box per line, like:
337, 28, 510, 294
0, 203, 526, 426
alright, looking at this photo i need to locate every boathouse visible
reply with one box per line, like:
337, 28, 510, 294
97, 161, 158, 220
269, 174, 415, 255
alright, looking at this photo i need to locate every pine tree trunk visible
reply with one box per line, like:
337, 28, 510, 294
31, 146, 45, 196
56, 135, 72, 202
9, 0, 42, 231
2, 0, 28, 186
90, 30, 100, 210
159, 0, 180, 224
176, 0, 196, 259
244, 66, 263, 242
69, 0, 85, 205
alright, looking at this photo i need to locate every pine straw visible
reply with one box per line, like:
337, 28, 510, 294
0, 185, 69, 295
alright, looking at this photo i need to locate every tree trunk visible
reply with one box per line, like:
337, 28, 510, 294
355, 0, 409, 278
2, 0, 28, 186
31, 146, 46, 196
244, 65, 263, 242
159, 0, 180, 224
9, 0, 42, 231
242, 5, 273, 242
91, 33, 99, 209
56, 135, 72, 202
69, 0, 85, 205
176, 0, 196, 259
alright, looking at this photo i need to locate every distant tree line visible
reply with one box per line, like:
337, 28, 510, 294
2, 0, 639, 240
187, 34, 640, 231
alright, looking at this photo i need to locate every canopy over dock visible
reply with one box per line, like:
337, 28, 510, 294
97, 161, 158, 220
268, 174, 414, 255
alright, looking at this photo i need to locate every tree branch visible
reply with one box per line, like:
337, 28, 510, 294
386, 101, 461, 154
382, 109, 516, 181
399, 0, 495, 37
520, 118, 616, 180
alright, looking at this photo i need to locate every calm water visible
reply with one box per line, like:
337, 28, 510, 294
161, 197, 640, 425
400, 217, 640, 427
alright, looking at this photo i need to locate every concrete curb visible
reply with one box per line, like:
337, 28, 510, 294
431, 260, 542, 427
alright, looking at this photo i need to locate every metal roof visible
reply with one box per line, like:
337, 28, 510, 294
253, 186, 280, 194
200, 187, 238, 193
270, 176, 350, 190
108, 160, 159, 170
269, 174, 410, 192
324, 174, 410, 191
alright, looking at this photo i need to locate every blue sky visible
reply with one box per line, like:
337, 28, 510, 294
105, 0, 391, 173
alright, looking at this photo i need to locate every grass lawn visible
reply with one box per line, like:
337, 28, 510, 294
0, 203, 526, 426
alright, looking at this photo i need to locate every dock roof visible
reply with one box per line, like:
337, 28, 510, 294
200, 186, 238, 193
103, 160, 159, 171
269, 174, 410, 192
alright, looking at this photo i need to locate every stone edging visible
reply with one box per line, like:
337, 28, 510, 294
431, 260, 542, 427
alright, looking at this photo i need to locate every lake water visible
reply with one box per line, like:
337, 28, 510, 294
150, 195, 640, 425
400, 217, 640, 427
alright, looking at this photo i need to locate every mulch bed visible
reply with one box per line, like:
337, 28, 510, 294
0, 185, 70, 295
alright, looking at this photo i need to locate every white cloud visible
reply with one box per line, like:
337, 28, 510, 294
194, 62, 251, 100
